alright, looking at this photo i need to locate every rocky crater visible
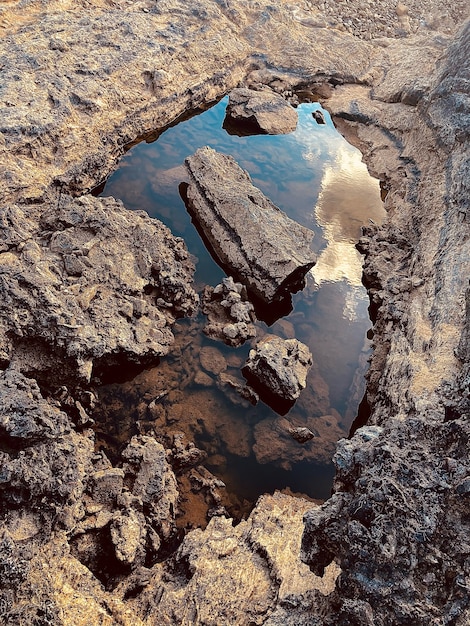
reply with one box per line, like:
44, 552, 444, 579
0, 0, 469, 625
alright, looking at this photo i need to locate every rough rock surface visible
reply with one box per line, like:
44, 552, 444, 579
299, 18, 470, 626
0, 0, 469, 624
202, 276, 257, 347
131, 492, 340, 625
185, 146, 317, 318
0, 194, 198, 384
243, 335, 313, 414
223, 87, 298, 135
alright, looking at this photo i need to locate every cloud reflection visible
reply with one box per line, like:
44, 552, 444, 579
310, 141, 385, 288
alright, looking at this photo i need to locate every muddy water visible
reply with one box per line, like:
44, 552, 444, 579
98, 97, 385, 512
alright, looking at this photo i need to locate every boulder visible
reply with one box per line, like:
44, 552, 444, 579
0, 195, 199, 385
184, 147, 316, 322
242, 335, 313, 414
223, 87, 298, 135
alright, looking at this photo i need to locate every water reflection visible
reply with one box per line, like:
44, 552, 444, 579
312, 142, 384, 290
99, 96, 385, 506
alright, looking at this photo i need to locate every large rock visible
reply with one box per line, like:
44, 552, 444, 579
184, 146, 316, 322
0, 194, 198, 384
223, 87, 298, 135
134, 492, 339, 625
242, 335, 313, 414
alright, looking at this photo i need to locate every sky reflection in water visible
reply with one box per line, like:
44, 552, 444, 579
101, 97, 385, 502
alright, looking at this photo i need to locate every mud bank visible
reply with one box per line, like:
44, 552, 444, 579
0, 1, 469, 624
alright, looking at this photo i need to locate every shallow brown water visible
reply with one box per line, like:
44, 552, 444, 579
97, 97, 385, 511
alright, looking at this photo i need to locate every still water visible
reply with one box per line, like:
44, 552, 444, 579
98, 96, 385, 509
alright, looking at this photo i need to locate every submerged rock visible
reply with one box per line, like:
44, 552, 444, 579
289, 426, 316, 443
242, 335, 313, 414
253, 413, 344, 469
184, 146, 316, 322
223, 87, 298, 135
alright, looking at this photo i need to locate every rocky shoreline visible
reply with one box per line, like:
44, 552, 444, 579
0, 1, 469, 624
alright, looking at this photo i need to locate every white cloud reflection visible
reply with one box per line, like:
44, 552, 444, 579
290, 107, 386, 320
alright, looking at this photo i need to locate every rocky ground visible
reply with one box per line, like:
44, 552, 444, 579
0, 0, 469, 625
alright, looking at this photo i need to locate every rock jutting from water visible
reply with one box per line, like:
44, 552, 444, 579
223, 87, 298, 135
242, 334, 313, 415
201, 275, 257, 347
184, 146, 317, 322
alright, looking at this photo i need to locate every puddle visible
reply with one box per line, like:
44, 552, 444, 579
97, 96, 385, 513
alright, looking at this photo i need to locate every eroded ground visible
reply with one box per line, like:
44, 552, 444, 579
0, 1, 469, 624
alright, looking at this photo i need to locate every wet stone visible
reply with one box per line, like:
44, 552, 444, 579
289, 427, 315, 443
199, 345, 227, 375
242, 335, 313, 414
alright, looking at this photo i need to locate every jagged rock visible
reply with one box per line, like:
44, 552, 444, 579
170, 432, 207, 471
0, 195, 198, 384
301, 416, 470, 625
0, 370, 93, 513
0, 369, 71, 441
242, 335, 313, 414
122, 436, 177, 514
289, 426, 316, 443
223, 87, 298, 135
136, 492, 339, 624
110, 508, 147, 566
202, 276, 257, 347
184, 147, 316, 321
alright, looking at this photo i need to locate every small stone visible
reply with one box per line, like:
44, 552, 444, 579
312, 110, 326, 124
288, 427, 315, 443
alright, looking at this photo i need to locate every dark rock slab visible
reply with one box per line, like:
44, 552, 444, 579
223, 87, 298, 135
184, 146, 316, 323
242, 334, 312, 415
